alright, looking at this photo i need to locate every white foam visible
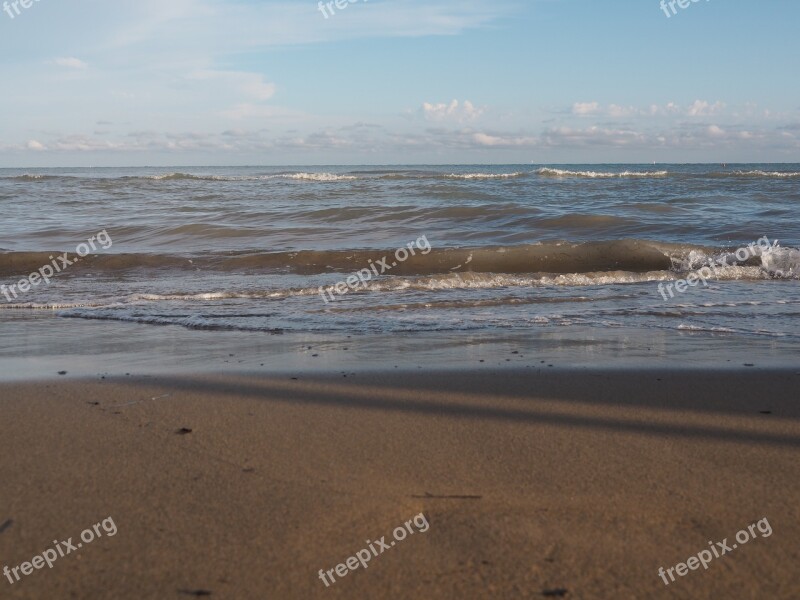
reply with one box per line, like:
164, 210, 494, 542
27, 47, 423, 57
280, 173, 358, 181
537, 168, 668, 179
444, 172, 526, 180
0, 301, 109, 310
732, 170, 800, 178
677, 324, 737, 333
761, 247, 800, 277
141, 172, 358, 182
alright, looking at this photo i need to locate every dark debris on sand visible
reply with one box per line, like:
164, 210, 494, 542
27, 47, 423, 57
411, 492, 482, 500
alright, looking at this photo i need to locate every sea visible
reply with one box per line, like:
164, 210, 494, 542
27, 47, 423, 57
1, 164, 799, 379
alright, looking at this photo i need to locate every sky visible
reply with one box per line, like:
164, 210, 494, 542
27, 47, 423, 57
0, 0, 798, 166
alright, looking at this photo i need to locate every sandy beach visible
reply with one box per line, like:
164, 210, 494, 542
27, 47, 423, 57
1, 369, 798, 599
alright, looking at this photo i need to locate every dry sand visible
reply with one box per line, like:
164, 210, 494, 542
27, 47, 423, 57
1, 369, 798, 599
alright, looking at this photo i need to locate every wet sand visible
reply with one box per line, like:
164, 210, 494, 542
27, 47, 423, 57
1, 369, 799, 599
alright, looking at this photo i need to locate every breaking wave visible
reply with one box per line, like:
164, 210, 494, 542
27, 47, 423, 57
443, 172, 527, 180
138, 172, 358, 182
731, 170, 800, 178
536, 168, 669, 179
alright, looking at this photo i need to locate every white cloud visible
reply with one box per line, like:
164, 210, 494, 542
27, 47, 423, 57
49, 135, 127, 152
647, 102, 681, 116
687, 100, 726, 117
572, 102, 600, 116
53, 57, 88, 69
544, 125, 647, 147
4, 97, 797, 163
608, 104, 638, 118
99, 0, 517, 52
472, 132, 536, 147
570, 101, 728, 119
422, 100, 484, 123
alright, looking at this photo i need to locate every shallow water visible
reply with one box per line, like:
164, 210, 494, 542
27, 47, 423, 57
1, 164, 799, 376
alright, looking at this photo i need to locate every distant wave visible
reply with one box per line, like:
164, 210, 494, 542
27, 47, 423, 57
0, 172, 361, 183
731, 170, 800, 178
137, 172, 358, 182
4, 168, 800, 183
0, 174, 62, 181
536, 168, 669, 179
699, 170, 800, 179
280, 172, 358, 181
139, 173, 228, 181
139, 173, 224, 181
536, 167, 800, 179
443, 172, 527, 180
114, 171, 529, 183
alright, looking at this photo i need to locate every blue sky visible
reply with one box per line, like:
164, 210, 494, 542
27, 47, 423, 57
0, 0, 798, 166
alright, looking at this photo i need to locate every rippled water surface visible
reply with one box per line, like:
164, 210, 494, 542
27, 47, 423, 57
1, 164, 799, 374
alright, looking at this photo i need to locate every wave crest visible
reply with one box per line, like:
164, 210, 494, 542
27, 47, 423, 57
537, 168, 669, 179
138, 172, 358, 182
443, 172, 527, 180
731, 170, 800, 178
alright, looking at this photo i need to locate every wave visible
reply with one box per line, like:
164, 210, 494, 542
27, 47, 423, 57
1, 172, 360, 183
536, 168, 669, 179
5, 167, 800, 184
0, 174, 63, 181
0, 240, 673, 278
136, 172, 358, 182
536, 168, 800, 179
280, 172, 358, 181
57, 310, 284, 333
697, 170, 800, 179
730, 170, 800, 178
1, 171, 528, 183
664, 242, 800, 276
0, 301, 109, 310
443, 172, 527, 180
138, 173, 228, 181
0, 239, 800, 277
3, 240, 797, 280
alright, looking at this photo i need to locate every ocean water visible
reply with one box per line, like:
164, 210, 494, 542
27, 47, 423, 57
1, 164, 799, 377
